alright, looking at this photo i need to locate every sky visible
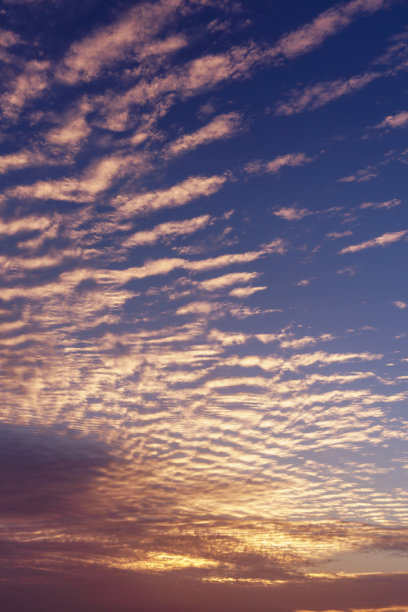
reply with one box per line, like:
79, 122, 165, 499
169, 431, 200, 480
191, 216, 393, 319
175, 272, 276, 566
0, 0, 408, 610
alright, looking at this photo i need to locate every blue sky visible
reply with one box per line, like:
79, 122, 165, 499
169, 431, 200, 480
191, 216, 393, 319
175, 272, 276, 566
0, 0, 408, 610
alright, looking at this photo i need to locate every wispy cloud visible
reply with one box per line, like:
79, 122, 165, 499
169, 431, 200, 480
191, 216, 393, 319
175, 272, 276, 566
56, 0, 186, 85
360, 198, 401, 209
114, 174, 227, 217
7, 154, 147, 202
122, 214, 213, 248
97, 43, 266, 131
374, 110, 408, 129
337, 265, 358, 275
196, 271, 260, 292
269, 0, 398, 63
245, 152, 312, 175
229, 286, 267, 297
276, 71, 381, 116
327, 230, 353, 239
165, 112, 244, 157
340, 230, 408, 253
338, 165, 378, 183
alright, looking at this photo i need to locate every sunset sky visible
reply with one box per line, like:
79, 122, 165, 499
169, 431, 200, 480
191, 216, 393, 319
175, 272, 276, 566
1, 0, 408, 610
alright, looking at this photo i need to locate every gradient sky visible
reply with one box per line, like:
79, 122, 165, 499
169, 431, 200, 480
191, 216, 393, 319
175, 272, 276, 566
1, 0, 408, 610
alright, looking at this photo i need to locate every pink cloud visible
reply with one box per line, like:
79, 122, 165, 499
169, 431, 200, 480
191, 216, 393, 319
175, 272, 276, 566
360, 199, 401, 210
0, 60, 50, 119
165, 112, 243, 156
340, 230, 408, 253
270, 0, 397, 62
375, 110, 408, 129
273, 207, 310, 221
56, 0, 186, 84
276, 72, 380, 116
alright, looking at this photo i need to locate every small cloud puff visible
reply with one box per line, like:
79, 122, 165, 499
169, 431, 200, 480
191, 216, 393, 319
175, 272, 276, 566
273, 207, 310, 221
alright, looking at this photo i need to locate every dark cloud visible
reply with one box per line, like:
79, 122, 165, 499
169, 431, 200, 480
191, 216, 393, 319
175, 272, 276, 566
0, 570, 408, 612
0, 422, 113, 517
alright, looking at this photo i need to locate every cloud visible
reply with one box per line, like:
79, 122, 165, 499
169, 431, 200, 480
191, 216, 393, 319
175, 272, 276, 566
0, 60, 50, 119
7, 154, 147, 202
229, 286, 267, 297
337, 266, 357, 275
374, 110, 408, 129
267, 153, 312, 173
122, 214, 213, 248
327, 231, 353, 239
339, 230, 408, 253
165, 112, 243, 156
87, 0, 396, 132
114, 174, 227, 217
0, 0, 397, 131
45, 98, 92, 148
275, 18, 408, 118
0, 422, 112, 517
338, 165, 378, 183
196, 271, 260, 292
393, 301, 407, 309
1, 0, 407, 602
140, 33, 188, 60
273, 207, 311, 221
245, 152, 312, 175
279, 333, 334, 349
269, 0, 397, 63
176, 300, 223, 316
226, 350, 382, 373
56, 0, 186, 84
0, 214, 51, 236
360, 199, 401, 209
95, 43, 267, 131
0, 150, 45, 174
276, 71, 381, 116
0, 29, 22, 48
45, 240, 284, 296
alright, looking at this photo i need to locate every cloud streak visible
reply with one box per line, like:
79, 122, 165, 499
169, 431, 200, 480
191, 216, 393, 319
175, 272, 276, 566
276, 72, 381, 116
165, 112, 244, 156
114, 174, 227, 216
270, 0, 398, 62
340, 230, 408, 253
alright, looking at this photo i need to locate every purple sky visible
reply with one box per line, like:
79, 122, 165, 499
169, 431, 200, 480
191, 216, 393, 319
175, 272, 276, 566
0, 0, 408, 610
